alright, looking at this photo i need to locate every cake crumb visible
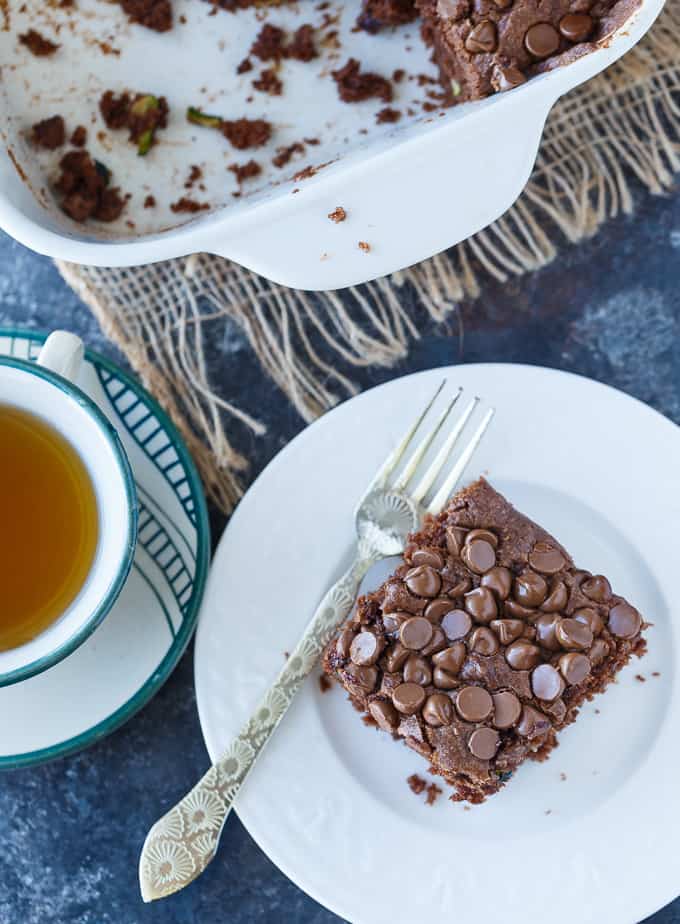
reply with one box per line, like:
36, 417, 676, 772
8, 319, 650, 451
652, 671, 660, 677
463, 804, 471, 812
328, 206, 346, 223
332, 58, 392, 104
170, 197, 210, 214
118, 0, 172, 32
407, 773, 427, 795
229, 159, 261, 184
358, 240, 371, 252
184, 164, 203, 189
253, 67, 283, 96
425, 782, 442, 805
318, 674, 332, 694
376, 107, 401, 124
19, 29, 59, 56
143, 194, 156, 208
635, 674, 646, 683
222, 118, 272, 150
237, 57, 253, 74
362, 713, 377, 727
70, 125, 87, 147
31, 115, 65, 150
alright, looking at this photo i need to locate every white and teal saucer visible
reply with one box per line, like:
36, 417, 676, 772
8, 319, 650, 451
0, 329, 210, 768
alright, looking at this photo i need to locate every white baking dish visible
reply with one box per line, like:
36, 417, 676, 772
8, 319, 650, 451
0, 0, 664, 289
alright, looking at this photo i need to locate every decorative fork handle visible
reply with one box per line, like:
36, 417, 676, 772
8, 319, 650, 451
139, 550, 378, 902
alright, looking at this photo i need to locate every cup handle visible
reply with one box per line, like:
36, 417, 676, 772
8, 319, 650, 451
37, 331, 85, 384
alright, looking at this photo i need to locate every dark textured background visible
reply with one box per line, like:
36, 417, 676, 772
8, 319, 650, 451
0, 183, 679, 923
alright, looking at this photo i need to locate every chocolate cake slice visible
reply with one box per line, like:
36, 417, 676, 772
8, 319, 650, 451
416, 0, 641, 102
323, 478, 646, 803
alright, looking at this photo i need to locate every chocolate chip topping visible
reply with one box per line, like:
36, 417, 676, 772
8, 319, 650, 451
421, 626, 447, 656
505, 640, 541, 670
424, 598, 456, 622
400, 615, 434, 650
535, 613, 562, 651
528, 541, 566, 574
347, 663, 378, 692
531, 663, 564, 701
433, 667, 458, 689
517, 704, 551, 739
445, 525, 468, 557
589, 637, 610, 665
558, 652, 591, 685
555, 617, 593, 650
540, 580, 568, 612
582, 574, 611, 603
423, 693, 454, 727
432, 643, 466, 675
384, 641, 410, 672
462, 538, 496, 574
469, 626, 499, 656
490, 618, 525, 645
382, 611, 409, 634
369, 698, 399, 732
468, 727, 500, 759
492, 64, 526, 92
608, 602, 642, 639
466, 528, 499, 547
558, 12, 594, 41
412, 547, 445, 569
574, 607, 604, 636
404, 654, 432, 686
514, 570, 548, 607
336, 626, 355, 659
405, 565, 441, 598
350, 631, 383, 666
524, 22, 560, 58
465, 20, 498, 53
492, 690, 521, 729
481, 566, 513, 600
464, 586, 497, 623
456, 685, 493, 722
441, 609, 472, 640
392, 681, 426, 715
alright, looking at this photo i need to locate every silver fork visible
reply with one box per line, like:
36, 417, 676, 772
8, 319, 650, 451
139, 382, 494, 902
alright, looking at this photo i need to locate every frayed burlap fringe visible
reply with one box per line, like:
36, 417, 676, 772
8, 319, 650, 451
57, 0, 680, 513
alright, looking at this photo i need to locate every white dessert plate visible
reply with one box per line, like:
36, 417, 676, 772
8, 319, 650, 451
195, 364, 679, 923
0, 329, 209, 768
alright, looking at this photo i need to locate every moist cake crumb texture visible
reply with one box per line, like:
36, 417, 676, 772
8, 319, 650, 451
323, 477, 646, 804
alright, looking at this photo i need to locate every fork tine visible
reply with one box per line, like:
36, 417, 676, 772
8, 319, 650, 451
427, 407, 495, 514
392, 387, 462, 492
366, 379, 446, 494
411, 396, 479, 504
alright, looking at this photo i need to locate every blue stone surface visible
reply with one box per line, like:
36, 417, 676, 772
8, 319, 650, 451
0, 185, 679, 924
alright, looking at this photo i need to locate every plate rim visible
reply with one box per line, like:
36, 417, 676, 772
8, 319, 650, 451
195, 362, 680, 924
0, 327, 210, 770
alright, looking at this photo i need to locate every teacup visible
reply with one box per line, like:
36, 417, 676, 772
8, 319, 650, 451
0, 331, 137, 686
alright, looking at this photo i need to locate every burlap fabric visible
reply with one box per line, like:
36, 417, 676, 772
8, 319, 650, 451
57, 0, 680, 513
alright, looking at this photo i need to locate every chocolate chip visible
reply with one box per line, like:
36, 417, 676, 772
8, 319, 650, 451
589, 638, 610, 665
350, 631, 383, 666
368, 698, 399, 732
514, 570, 548, 608
492, 63, 526, 91
558, 12, 593, 41
505, 640, 541, 670
464, 20, 498, 53
336, 626, 355, 659
411, 547, 445, 569
462, 538, 496, 574
468, 726, 500, 760
531, 663, 564, 701
524, 22, 560, 58
421, 626, 447, 656
469, 626, 499, 656
456, 685, 493, 722
424, 598, 456, 622
490, 618, 525, 645
441, 608, 472, 640
445, 525, 467, 557
423, 693, 454, 727
383, 641, 410, 672
555, 617, 593, 650
464, 587, 497, 623
466, 528, 498, 548
481, 566, 513, 600
517, 704, 551, 738
432, 642, 466, 676
582, 574, 611, 603
540, 580, 568, 612
504, 599, 536, 621
546, 697, 566, 723
445, 576, 472, 598
404, 565, 441, 598
574, 607, 604, 636
492, 690, 521, 729
382, 611, 409, 634
400, 616, 434, 651
608, 602, 641, 639
404, 654, 432, 686
346, 663, 378, 692
433, 666, 458, 689
559, 652, 591, 685
528, 541, 566, 574
535, 613, 562, 651
392, 681, 426, 715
